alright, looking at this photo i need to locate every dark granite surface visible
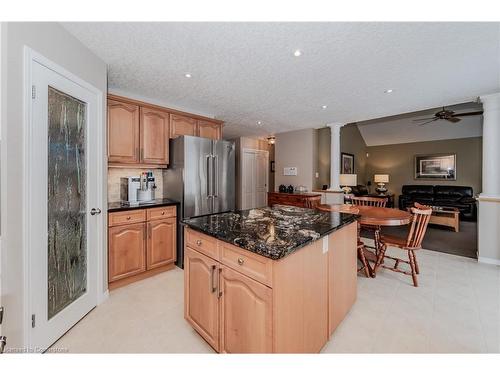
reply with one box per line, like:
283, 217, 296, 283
108, 198, 179, 212
182, 205, 357, 260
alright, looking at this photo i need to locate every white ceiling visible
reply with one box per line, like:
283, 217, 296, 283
356, 102, 483, 146
62, 22, 500, 139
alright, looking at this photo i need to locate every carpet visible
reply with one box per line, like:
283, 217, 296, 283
361, 221, 478, 259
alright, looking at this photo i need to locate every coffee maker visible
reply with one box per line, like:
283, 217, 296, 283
120, 171, 156, 205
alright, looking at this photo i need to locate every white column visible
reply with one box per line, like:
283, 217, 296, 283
327, 123, 345, 190
478, 92, 500, 264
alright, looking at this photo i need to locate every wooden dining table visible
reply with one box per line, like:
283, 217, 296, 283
317, 204, 412, 277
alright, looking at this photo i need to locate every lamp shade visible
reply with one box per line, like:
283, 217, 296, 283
339, 174, 357, 186
374, 174, 389, 183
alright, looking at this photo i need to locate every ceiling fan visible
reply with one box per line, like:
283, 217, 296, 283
413, 107, 483, 126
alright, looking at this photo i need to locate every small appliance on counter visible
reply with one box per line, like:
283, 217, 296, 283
296, 185, 307, 193
279, 184, 287, 193
120, 171, 157, 205
287, 185, 294, 193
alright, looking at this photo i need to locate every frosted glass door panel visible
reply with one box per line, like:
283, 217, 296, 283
47, 87, 87, 320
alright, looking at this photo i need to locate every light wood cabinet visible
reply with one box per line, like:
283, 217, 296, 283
107, 99, 140, 164
140, 107, 169, 165
170, 114, 197, 138
108, 223, 146, 282
197, 120, 222, 140
184, 247, 220, 352
108, 95, 224, 166
184, 223, 356, 353
147, 218, 176, 270
328, 222, 358, 335
108, 206, 177, 289
219, 266, 273, 353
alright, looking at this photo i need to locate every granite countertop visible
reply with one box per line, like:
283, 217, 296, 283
182, 205, 357, 260
108, 198, 179, 212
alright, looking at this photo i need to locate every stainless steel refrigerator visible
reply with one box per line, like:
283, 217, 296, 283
165, 136, 235, 268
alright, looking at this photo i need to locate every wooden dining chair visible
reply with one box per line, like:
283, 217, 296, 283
373, 203, 432, 287
351, 196, 388, 254
350, 196, 388, 207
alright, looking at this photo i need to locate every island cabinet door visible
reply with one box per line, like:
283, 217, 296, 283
184, 247, 220, 352
328, 222, 358, 335
219, 266, 273, 353
108, 223, 146, 282
146, 218, 176, 270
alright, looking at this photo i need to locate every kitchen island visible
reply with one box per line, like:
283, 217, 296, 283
182, 205, 358, 353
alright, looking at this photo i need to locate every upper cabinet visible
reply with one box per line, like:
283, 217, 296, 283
198, 120, 222, 140
108, 100, 140, 164
140, 107, 170, 165
107, 94, 224, 167
170, 114, 197, 138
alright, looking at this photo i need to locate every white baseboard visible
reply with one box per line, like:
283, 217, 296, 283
478, 257, 500, 266
98, 290, 110, 305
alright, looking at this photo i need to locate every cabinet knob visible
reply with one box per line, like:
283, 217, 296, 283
196, 240, 202, 246
126, 216, 131, 220
161, 211, 165, 215
237, 257, 244, 265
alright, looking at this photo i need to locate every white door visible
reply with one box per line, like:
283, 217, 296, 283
241, 149, 269, 210
28, 60, 101, 350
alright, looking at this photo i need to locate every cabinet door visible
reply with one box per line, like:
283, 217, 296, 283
140, 107, 169, 165
108, 99, 140, 163
219, 266, 273, 353
108, 223, 146, 282
197, 120, 221, 140
169, 114, 197, 138
328, 222, 357, 335
147, 218, 176, 270
184, 247, 220, 352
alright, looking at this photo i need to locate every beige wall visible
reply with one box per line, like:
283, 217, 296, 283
275, 128, 316, 191
341, 124, 368, 185
315, 124, 368, 189
316, 127, 331, 189
1, 22, 107, 347
365, 137, 483, 206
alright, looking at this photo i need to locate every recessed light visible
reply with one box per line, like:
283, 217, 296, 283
321, 105, 328, 109
257, 121, 262, 126
184, 73, 192, 78
293, 49, 302, 57
384, 89, 393, 93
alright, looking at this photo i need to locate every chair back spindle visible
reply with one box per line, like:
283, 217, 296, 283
351, 196, 388, 207
406, 204, 432, 249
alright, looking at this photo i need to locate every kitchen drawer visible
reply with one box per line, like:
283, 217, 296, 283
185, 227, 219, 260
219, 241, 273, 287
109, 209, 146, 227
147, 206, 176, 221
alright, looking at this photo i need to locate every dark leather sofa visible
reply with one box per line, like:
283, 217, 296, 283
350, 185, 369, 196
398, 185, 477, 221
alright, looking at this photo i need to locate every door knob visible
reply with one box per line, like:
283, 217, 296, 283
90, 208, 102, 216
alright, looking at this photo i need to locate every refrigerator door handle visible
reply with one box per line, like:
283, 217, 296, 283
213, 155, 219, 198
206, 154, 212, 198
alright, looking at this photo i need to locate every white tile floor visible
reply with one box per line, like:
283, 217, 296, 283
52, 241, 500, 353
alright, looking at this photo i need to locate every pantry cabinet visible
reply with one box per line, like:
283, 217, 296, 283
108, 205, 177, 289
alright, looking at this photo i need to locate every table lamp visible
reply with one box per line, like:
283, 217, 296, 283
339, 174, 357, 194
374, 174, 389, 194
